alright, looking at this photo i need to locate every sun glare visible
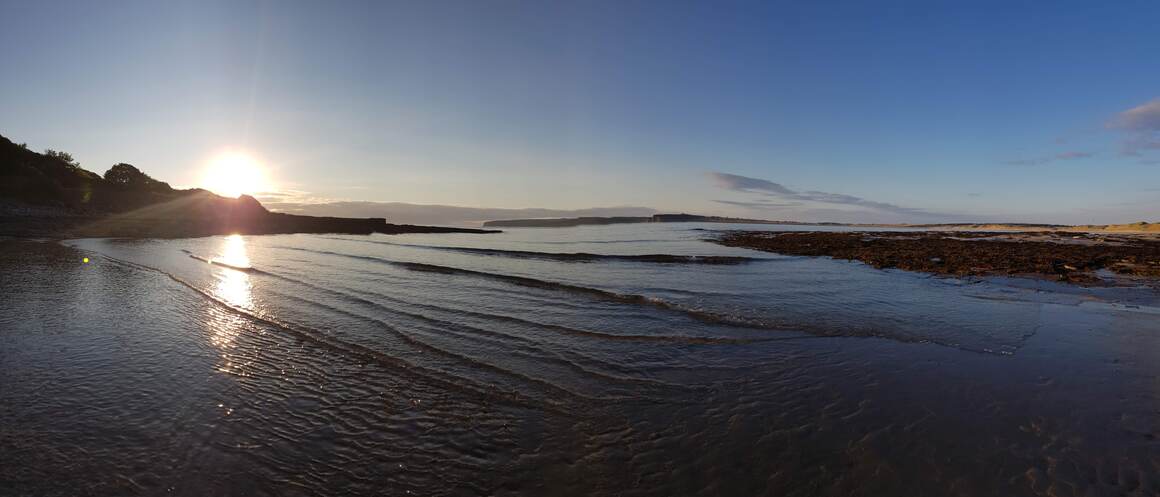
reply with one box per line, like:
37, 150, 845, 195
201, 152, 270, 198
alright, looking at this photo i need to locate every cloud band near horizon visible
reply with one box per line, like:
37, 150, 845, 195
709, 172, 952, 220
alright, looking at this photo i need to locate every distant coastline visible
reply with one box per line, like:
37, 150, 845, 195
483, 213, 1159, 233
483, 214, 837, 228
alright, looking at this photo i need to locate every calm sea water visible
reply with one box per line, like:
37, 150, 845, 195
3, 223, 1159, 496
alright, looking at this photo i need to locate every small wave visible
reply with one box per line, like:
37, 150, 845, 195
285, 267, 767, 345
279, 247, 815, 331
173, 250, 674, 399
97, 253, 561, 410
249, 256, 767, 346
323, 237, 760, 265
268, 287, 692, 392
277, 246, 1019, 354
258, 287, 623, 401
182, 250, 267, 274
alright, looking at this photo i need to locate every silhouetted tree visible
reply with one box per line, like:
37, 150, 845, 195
104, 163, 170, 191
44, 149, 79, 167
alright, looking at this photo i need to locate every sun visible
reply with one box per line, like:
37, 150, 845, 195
200, 152, 271, 198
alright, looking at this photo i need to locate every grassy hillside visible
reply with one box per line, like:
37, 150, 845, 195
0, 134, 207, 213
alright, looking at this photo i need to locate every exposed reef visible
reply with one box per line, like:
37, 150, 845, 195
715, 231, 1160, 284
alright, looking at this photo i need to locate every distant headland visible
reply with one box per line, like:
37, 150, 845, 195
483, 213, 1158, 233
0, 134, 497, 238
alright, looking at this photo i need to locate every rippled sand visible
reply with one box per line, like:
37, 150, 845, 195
2, 234, 1158, 496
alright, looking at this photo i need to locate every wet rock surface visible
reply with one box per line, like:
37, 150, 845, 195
716, 231, 1160, 283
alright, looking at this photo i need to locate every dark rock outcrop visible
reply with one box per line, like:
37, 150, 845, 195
715, 231, 1160, 283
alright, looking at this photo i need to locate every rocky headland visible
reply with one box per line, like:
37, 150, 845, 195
0, 134, 497, 238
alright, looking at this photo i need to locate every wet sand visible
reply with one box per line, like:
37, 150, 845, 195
3, 238, 1159, 496
716, 231, 1160, 283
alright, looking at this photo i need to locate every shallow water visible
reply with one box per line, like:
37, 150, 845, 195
3, 223, 1159, 496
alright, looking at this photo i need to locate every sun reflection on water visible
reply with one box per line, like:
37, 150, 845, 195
215, 234, 253, 309
208, 235, 253, 357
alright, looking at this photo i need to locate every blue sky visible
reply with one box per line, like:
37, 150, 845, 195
2, 0, 1159, 223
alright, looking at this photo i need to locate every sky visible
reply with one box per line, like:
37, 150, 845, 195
2, 0, 1159, 224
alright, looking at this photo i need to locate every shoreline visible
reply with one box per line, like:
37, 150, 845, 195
714, 230, 1160, 284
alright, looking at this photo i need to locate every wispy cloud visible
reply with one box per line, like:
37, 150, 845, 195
709, 172, 947, 219
1003, 150, 1094, 166
712, 199, 801, 210
1108, 97, 1160, 156
1109, 98, 1160, 130
710, 173, 797, 195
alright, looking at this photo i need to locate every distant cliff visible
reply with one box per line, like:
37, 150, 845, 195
0, 134, 497, 238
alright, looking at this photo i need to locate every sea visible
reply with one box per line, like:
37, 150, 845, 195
2, 223, 1158, 496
